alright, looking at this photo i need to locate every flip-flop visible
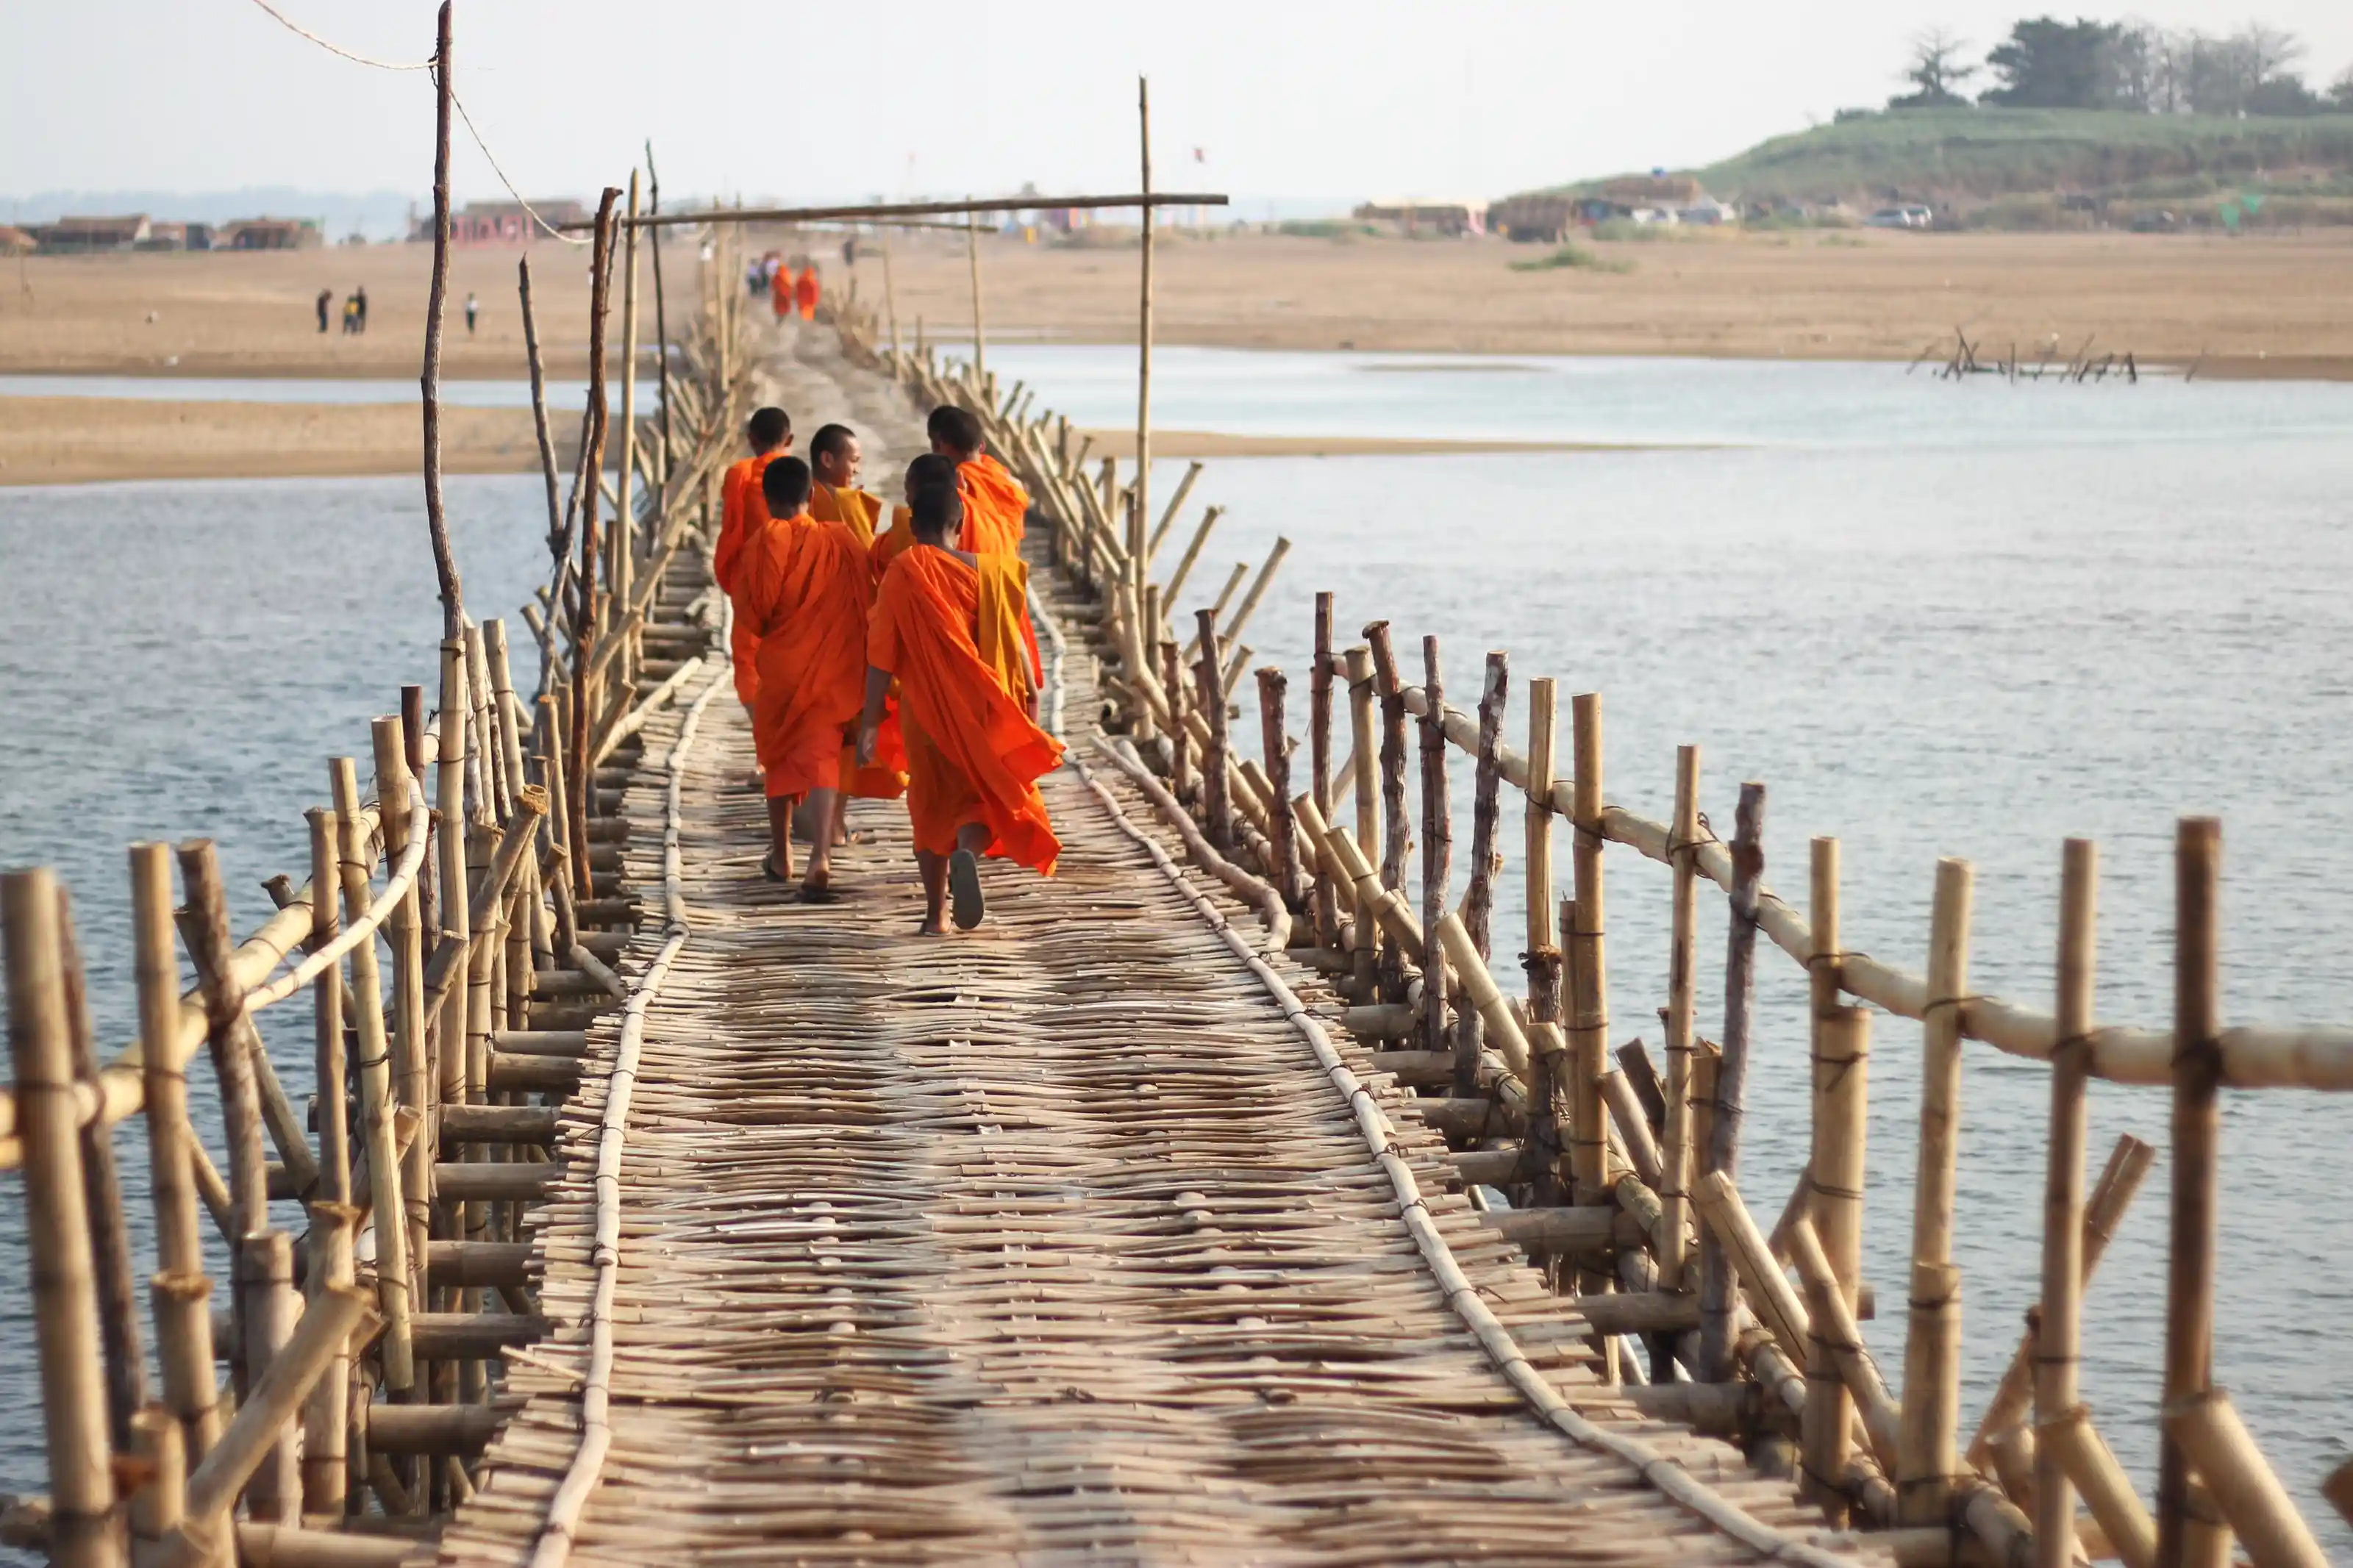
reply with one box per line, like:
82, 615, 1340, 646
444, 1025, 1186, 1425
916, 918, 946, 937
799, 880, 838, 905
761, 853, 792, 884
949, 848, 985, 931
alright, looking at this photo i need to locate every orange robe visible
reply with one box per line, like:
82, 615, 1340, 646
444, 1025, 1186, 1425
868, 546, 1063, 873
795, 269, 820, 321
739, 512, 871, 800
811, 483, 883, 548
955, 453, 1029, 556
771, 266, 793, 321
716, 451, 784, 705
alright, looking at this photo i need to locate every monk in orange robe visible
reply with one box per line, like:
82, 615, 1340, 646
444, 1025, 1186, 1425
806, 423, 908, 820
769, 257, 792, 322
794, 263, 821, 321
715, 407, 793, 711
926, 404, 1030, 556
858, 476, 1062, 934
738, 457, 873, 899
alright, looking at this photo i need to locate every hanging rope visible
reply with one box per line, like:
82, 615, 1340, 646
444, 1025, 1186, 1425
240, 0, 432, 68
448, 85, 593, 247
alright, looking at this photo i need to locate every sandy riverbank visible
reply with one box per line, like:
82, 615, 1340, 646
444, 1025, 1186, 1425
0, 396, 542, 487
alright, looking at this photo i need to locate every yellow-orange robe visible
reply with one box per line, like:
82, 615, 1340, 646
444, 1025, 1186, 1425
716, 451, 784, 706
868, 546, 1062, 873
771, 266, 793, 321
795, 269, 821, 321
956, 453, 1029, 557
738, 512, 871, 800
811, 483, 883, 548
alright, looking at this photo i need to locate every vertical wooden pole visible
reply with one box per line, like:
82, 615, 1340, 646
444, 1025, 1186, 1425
1345, 645, 1379, 995
438, 637, 474, 1130
1419, 639, 1452, 1053
240, 1228, 299, 1519
1134, 77, 1154, 585
299, 1204, 355, 1515
643, 142, 674, 478
1699, 783, 1764, 1380
2034, 837, 2097, 1568
2157, 817, 2224, 1568
880, 229, 901, 362
130, 845, 220, 1467
1365, 623, 1410, 1000
55, 891, 144, 1450
128, 1406, 183, 1558
1161, 642, 1192, 802
1524, 679, 1558, 1013
571, 187, 621, 903
307, 810, 350, 1212
371, 716, 433, 1327
420, 0, 464, 645
966, 206, 986, 382
1257, 667, 1299, 903
1568, 693, 1613, 1199
177, 847, 268, 1339
1660, 745, 1699, 1289
1194, 609, 1232, 852
615, 170, 642, 640
1900, 856, 1974, 1525
1460, 654, 1507, 1089
1801, 833, 1854, 1515
1310, 595, 1337, 943
4, 868, 122, 1568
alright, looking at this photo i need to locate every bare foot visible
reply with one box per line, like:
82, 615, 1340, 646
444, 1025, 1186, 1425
800, 870, 837, 904
916, 917, 946, 936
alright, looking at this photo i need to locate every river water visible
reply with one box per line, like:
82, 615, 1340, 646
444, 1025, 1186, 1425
1, 354, 2349, 1547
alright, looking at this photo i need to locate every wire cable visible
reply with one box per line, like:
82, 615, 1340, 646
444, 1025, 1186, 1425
241, 0, 431, 68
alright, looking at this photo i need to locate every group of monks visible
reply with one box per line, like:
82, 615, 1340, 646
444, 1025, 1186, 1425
712, 402, 1063, 934
768, 258, 821, 323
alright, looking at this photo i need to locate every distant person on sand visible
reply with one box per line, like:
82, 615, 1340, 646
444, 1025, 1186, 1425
465, 291, 478, 335
857, 464, 1061, 934
795, 262, 820, 321
341, 295, 360, 334
354, 285, 368, 333
737, 456, 880, 899
315, 288, 332, 333
841, 236, 857, 267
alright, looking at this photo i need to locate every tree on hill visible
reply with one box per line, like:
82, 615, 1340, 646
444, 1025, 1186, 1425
2333, 65, 2353, 110
1890, 28, 1978, 110
1980, 16, 2132, 108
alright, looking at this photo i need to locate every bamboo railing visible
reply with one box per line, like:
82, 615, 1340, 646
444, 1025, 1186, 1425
0, 153, 752, 1564
829, 293, 2350, 1568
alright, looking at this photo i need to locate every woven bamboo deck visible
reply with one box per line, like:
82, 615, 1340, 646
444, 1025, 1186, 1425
423, 553, 1881, 1567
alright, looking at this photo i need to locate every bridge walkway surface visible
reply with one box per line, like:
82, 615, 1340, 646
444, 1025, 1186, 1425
426, 347, 1880, 1568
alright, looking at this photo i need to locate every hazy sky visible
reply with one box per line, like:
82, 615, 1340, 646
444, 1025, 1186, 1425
7, 1, 2352, 206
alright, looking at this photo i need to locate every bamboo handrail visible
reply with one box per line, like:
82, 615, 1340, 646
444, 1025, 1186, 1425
1393, 685, 2353, 1089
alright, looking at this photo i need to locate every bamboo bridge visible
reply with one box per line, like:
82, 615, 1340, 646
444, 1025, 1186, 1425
5, 123, 2353, 1568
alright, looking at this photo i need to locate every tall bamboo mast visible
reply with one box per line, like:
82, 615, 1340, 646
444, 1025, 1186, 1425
1134, 76, 1154, 584
421, 0, 463, 640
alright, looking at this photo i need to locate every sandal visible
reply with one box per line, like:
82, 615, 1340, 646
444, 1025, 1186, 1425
761, 853, 792, 884
949, 849, 985, 931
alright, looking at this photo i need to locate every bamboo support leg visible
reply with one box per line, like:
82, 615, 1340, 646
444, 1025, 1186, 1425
1310, 595, 1336, 945
1255, 667, 1300, 906
54, 892, 146, 1451
2157, 818, 2224, 1568
1193, 610, 1232, 852
1900, 857, 1974, 1525
1661, 745, 1699, 1290
238, 1229, 299, 1519
1365, 624, 1411, 1000
1805, 1000, 1870, 1517
2032, 838, 2096, 1566
1699, 783, 1765, 1381
1568, 693, 1613, 1200
1418, 640, 1452, 1051
1460, 654, 1506, 1090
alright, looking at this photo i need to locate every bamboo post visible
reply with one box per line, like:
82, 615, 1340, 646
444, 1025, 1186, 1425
2165, 1390, 2326, 1568
1145, 462, 1204, 565
55, 891, 144, 1450
1699, 782, 1765, 1380
2157, 817, 2224, 1568
2033, 838, 2096, 1567
1162, 505, 1224, 604
571, 188, 622, 902
371, 717, 433, 1320
1418, 638, 1452, 1051
1365, 623, 1410, 1001
1310, 596, 1338, 945
4, 868, 122, 1568
129, 1405, 183, 1557
1788, 1215, 1901, 1469
519, 257, 563, 560
130, 845, 220, 1467
965, 206, 985, 382
1134, 77, 1153, 582
1660, 745, 1699, 1289
645, 142, 674, 478
329, 762, 415, 1392
419, 0, 465, 643
306, 811, 351, 1211
1460, 654, 1507, 1089
1804, 1003, 1869, 1515
1692, 1170, 1810, 1364
2043, 1406, 2159, 1568
616, 170, 641, 627
1345, 648, 1377, 856
1194, 609, 1232, 852
1568, 694, 1613, 1200
1900, 856, 1974, 1525
1524, 679, 1558, 1012
1162, 642, 1192, 802
1256, 667, 1299, 903
1217, 537, 1292, 653
239, 1228, 299, 1519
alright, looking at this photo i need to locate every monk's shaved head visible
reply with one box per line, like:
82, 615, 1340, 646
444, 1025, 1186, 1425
748, 407, 791, 451
904, 453, 958, 499
926, 405, 985, 458
810, 423, 860, 487
910, 477, 964, 543
761, 455, 813, 515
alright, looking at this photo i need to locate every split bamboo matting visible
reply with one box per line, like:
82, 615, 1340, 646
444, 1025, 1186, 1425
426, 562, 1881, 1566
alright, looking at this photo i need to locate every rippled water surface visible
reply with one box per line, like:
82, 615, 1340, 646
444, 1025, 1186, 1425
2, 354, 2351, 1550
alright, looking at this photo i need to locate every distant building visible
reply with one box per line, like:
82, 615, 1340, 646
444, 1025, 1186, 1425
217, 218, 323, 251
414, 200, 591, 246
138, 221, 190, 251
1487, 193, 1602, 241
35, 215, 152, 253
1352, 200, 1489, 237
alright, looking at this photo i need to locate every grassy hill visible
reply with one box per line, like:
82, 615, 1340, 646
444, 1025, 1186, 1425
1530, 110, 2353, 222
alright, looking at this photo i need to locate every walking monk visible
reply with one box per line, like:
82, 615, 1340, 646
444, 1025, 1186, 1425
927, 405, 1030, 556
795, 262, 821, 321
858, 475, 1062, 934
808, 424, 882, 548
770, 258, 793, 323
715, 407, 793, 713
738, 457, 873, 900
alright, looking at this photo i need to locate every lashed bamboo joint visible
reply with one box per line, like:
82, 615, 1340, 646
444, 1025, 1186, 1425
3, 104, 2348, 1568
